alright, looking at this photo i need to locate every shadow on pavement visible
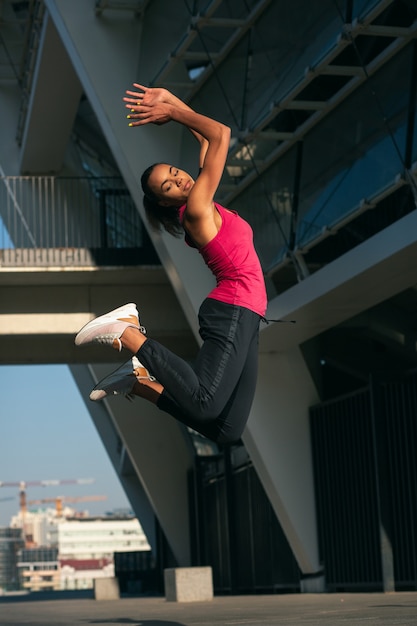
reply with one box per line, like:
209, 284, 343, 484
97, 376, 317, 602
87, 621, 186, 625
0, 590, 94, 602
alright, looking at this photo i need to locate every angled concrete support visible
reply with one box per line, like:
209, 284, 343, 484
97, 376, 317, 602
70, 362, 195, 566
19, 14, 82, 174
244, 348, 320, 574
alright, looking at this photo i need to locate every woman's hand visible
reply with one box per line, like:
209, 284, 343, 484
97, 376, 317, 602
124, 82, 208, 165
127, 101, 173, 127
124, 83, 175, 126
124, 83, 171, 108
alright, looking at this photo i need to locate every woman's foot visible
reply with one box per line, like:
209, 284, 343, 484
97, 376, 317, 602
90, 356, 155, 401
75, 303, 146, 351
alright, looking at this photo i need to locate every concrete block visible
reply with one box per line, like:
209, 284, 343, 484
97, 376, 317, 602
94, 577, 120, 600
164, 567, 213, 602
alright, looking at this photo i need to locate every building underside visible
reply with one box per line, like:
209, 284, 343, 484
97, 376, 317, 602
1, 0, 417, 593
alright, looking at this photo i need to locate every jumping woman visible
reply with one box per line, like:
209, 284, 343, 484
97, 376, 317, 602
75, 84, 267, 445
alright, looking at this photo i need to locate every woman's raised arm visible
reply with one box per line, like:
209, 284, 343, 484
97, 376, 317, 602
124, 83, 231, 242
124, 84, 209, 169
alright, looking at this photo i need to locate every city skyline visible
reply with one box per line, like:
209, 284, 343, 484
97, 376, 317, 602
0, 364, 132, 528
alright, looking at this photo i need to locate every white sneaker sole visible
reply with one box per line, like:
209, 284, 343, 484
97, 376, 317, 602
75, 303, 141, 347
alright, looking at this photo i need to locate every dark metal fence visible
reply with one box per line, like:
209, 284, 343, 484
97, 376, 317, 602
0, 176, 159, 266
193, 371, 417, 594
310, 371, 417, 591
191, 449, 301, 594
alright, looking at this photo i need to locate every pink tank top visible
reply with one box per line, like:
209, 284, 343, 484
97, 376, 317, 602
179, 203, 267, 317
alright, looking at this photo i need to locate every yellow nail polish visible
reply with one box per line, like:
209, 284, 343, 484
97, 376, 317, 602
128, 123, 133, 127
127, 115, 131, 119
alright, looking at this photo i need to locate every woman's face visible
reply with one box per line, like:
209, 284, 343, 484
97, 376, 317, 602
147, 163, 195, 207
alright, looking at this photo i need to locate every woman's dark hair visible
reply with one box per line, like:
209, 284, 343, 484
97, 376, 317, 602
141, 163, 183, 237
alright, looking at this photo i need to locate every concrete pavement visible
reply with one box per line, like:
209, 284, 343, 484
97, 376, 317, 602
1, 591, 417, 625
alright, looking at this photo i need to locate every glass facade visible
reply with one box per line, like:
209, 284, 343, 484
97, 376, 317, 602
178, 0, 417, 296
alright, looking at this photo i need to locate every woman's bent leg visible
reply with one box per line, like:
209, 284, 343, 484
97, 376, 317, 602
211, 329, 259, 443
156, 329, 259, 443
137, 299, 261, 440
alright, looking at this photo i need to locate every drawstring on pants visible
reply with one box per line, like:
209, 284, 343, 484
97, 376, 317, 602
261, 317, 296, 325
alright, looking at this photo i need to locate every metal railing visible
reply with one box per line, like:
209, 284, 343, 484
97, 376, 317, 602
0, 176, 159, 267
310, 370, 417, 591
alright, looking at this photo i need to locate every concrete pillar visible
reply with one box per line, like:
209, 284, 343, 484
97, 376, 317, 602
44, 0, 215, 335
244, 347, 321, 574
19, 14, 83, 174
72, 362, 195, 566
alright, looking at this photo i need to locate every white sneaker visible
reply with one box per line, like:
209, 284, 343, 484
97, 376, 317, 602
75, 303, 146, 351
90, 356, 155, 401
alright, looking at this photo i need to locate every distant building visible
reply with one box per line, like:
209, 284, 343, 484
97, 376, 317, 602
11, 508, 150, 591
0, 528, 25, 593
60, 556, 114, 590
57, 515, 150, 590
57, 515, 150, 559
17, 547, 60, 592
10, 507, 59, 548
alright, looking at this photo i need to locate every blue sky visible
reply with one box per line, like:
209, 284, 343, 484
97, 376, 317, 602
0, 219, 131, 526
0, 364, 131, 527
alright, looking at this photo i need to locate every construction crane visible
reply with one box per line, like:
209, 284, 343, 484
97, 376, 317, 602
0, 478, 95, 543
0, 478, 95, 515
27, 495, 108, 517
